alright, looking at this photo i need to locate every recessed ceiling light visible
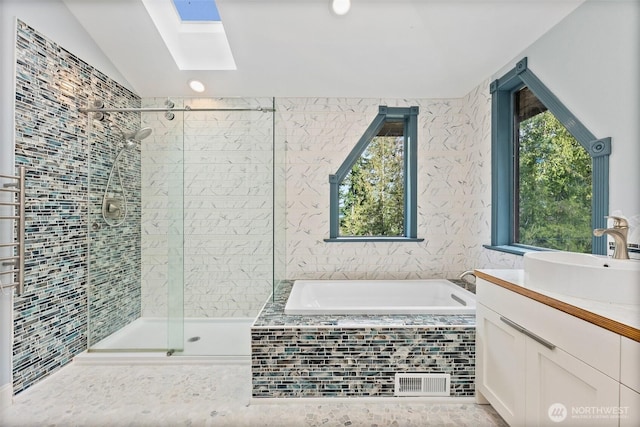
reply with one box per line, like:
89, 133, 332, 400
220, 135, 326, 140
188, 79, 206, 93
331, 0, 351, 16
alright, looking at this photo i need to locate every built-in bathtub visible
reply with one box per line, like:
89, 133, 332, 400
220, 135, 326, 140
252, 280, 477, 399
284, 279, 476, 315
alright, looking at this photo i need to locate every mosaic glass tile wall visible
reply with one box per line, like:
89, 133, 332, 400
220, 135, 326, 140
252, 326, 476, 398
13, 20, 141, 393
86, 114, 142, 346
252, 282, 476, 398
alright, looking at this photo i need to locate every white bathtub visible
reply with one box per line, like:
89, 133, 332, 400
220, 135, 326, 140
284, 279, 476, 315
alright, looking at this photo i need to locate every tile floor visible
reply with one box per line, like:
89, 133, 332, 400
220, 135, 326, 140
0, 362, 507, 427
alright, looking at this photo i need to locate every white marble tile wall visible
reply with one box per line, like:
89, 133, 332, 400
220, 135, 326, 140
139, 87, 524, 318
140, 98, 274, 318
279, 88, 515, 281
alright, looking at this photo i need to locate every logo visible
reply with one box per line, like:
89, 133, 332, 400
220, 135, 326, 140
548, 403, 568, 423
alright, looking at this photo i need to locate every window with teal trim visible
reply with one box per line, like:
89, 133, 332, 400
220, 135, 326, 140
488, 58, 611, 255
326, 106, 422, 242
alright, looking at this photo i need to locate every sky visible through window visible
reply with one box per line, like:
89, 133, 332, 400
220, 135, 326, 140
172, 0, 221, 21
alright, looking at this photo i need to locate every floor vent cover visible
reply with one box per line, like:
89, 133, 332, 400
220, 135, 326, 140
394, 373, 451, 397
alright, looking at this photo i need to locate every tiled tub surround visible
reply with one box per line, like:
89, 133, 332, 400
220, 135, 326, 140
252, 281, 476, 398
13, 21, 141, 393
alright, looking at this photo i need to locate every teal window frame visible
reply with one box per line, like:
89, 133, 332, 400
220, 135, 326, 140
325, 105, 422, 242
486, 58, 611, 256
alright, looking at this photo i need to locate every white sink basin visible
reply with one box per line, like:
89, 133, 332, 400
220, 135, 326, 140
523, 251, 640, 305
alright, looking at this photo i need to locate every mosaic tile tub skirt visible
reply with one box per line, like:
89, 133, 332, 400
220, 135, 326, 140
251, 282, 476, 398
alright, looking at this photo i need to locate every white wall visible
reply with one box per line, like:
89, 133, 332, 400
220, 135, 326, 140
0, 0, 132, 407
281, 96, 494, 280
494, 0, 640, 239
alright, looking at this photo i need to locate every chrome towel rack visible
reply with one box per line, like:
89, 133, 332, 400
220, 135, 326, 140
0, 166, 25, 296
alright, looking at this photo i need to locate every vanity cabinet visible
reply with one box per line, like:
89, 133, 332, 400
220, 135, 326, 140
476, 277, 623, 426
620, 337, 640, 426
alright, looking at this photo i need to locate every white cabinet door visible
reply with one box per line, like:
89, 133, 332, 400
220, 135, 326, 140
525, 338, 620, 426
621, 336, 640, 393
476, 303, 526, 427
620, 384, 640, 427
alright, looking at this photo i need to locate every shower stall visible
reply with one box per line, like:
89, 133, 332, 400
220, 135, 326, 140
82, 97, 285, 359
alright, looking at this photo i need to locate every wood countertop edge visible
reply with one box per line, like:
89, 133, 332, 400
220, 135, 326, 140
474, 270, 640, 343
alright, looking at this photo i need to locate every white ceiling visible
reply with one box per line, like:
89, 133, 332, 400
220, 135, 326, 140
63, 0, 584, 99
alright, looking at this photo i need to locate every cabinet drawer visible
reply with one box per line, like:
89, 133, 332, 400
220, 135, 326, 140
477, 278, 620, 380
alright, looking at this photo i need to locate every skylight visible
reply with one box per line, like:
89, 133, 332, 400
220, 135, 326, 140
142, 0, 236, 70
172, 0, 221, 22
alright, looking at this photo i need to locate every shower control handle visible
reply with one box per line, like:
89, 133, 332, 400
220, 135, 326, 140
102, 197, 124, 221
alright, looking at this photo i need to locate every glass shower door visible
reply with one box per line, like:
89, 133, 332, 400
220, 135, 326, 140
166, 130, 184, 354
86, 105, 185, 354
140, 108, 185, 354
86, 108, 150, 352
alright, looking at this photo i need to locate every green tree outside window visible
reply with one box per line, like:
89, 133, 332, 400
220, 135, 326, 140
516, 89, 592, 253
339, 134, 404, 236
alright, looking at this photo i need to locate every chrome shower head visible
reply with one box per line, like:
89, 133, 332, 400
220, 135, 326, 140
109, 123, 152, 148
122, 127, 152, 142
132, 127, 152, 141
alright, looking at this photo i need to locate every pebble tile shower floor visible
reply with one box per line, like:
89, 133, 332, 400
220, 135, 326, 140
0, 363, 507, 427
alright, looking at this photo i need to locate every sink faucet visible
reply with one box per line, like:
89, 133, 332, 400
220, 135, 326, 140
593, 216, 630, 260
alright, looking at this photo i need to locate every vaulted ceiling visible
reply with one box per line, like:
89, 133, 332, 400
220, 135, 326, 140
63, 0, 584, 98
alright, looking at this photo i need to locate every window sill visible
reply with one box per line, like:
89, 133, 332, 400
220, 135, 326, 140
482, 244, 551, 257
325, 237, 425, 243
